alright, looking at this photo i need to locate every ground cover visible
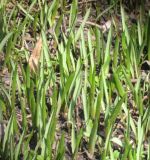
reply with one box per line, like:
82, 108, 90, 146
0, 0, 150, 159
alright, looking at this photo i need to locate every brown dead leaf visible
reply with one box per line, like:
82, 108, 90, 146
29, 37, 42, 73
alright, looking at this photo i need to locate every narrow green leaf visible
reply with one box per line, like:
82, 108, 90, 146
113, 71, 125, 97
0, 32, 13, 52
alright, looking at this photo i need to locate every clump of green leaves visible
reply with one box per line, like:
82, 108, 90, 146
0, 0, 149, 159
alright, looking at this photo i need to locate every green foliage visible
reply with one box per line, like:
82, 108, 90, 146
0, 0, 149, 159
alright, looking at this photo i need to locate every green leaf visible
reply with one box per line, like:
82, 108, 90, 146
0, 32, 13, 52
15, 130, 25, 160
113, 71, 125, 97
